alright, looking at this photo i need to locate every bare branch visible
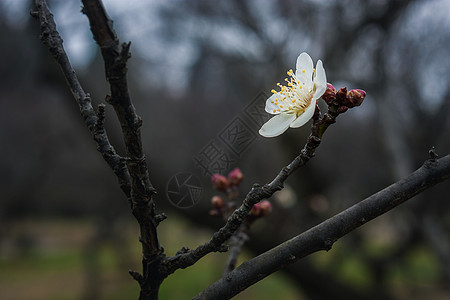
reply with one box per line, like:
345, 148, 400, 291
223, 223, 249, 275
33, 1, 164, 298
80, 2, 164, 297
31, 0, 130, 198
81, 0, 162, 258
194, 153, 450, 299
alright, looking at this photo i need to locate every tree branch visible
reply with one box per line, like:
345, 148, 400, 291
31, 0, 130, 198
80, 2, 164, 296
33, 1, 164, 298
194, 153, 450, 299
223, 223, 249, 275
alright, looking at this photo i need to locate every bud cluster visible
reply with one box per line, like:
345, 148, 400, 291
322, 83, 366, 113
249, 200, 272, 221
209, 168, 272, 222
211, 168, 244, 193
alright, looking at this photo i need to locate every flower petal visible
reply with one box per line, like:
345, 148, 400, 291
259, 113, 296, 137
265, 93, 281, 114
289, 100, 316, 128
313, 60, 327, 99
295, 52, 313, 84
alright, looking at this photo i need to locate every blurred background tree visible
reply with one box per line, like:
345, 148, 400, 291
0, 0, 449, 299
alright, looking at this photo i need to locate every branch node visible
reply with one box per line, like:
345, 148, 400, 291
175, 247, 191, 255
129, 269, 144, 284
30, 9, 39, 18
95, 103, 106, 131
218, 245, 229, 252
155, 213, 167, 226
324, 238, 334, 251
121, 41, 132, 59
429, 146, 438, 161
149, 186, 157, 196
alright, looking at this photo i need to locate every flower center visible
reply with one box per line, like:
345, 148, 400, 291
270, 69, 315, 115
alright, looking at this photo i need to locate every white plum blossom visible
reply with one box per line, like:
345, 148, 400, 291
259, 52, 327, 137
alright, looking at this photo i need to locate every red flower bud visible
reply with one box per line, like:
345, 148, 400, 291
209, 210, 219, 216
258, 200, 272, 217
250, 204, 261, 217
211, 196, 225, 209
346, 89, 366, 107
337, 106, 348, 113
321, 83, 337, 104
250, 200, 272, 217
228, 168, 244, 186
336, 87, 348, 104
211, 174, 229, 192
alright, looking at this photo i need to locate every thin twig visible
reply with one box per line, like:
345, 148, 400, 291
223, 223, 249, 275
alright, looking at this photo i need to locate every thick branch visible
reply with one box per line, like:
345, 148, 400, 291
31, 0, 130, 197
194, 154, 450, 299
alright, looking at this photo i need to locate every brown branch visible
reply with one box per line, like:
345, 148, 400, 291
31, 0, 130, 198
80, 2, 163, 297
194, 153, 450, 299
32, 1, 164, 298
223, 223, 249, 275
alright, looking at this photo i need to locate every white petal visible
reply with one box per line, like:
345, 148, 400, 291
295, 52, 313, 83
265, 93, 281, 114
289, 100, 316, 128
313, 60, 327, 99
259, 113, 296, 137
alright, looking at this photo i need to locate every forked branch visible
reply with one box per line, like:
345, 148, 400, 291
32, 1, 163, 298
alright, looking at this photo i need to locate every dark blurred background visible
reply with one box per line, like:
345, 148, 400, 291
1, 0, 450, 299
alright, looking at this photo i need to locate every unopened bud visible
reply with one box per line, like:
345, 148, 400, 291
321, 83, 337, 104
211, 196, 225, 209
346, 89, 366, 107
250, 203, 261, 217
250, 200, 272, 218
336, 87, 348, 104
337, 106, 348, 113
211, 174, 229, 192
228, 168, 244, 186
258, 200, 272, 217
209, 210, 219, 216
